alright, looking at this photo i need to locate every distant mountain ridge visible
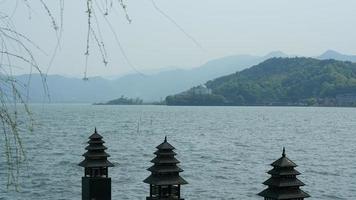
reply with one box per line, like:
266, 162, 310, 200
318, 50, 356, 62
14, 51, 288, 103
14, 50, 356, 103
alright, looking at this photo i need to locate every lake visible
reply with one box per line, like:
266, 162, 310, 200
1, 105, 355, 199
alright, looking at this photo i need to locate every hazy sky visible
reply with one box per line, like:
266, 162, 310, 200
4, 0, 356, 77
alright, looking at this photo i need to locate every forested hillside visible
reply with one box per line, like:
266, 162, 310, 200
167, 57, 356, 106
206, 57, 356, 105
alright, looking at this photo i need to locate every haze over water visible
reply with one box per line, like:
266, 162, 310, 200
0, 105, 355, 199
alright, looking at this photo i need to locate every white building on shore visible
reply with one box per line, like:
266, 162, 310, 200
180, 85, 212, 96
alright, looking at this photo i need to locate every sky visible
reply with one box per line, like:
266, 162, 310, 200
3, 0, 356, 77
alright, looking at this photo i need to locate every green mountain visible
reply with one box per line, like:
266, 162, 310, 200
167, 57, 356, 106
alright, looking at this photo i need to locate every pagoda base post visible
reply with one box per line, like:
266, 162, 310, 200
82, 177, 111, 200
146, 198, 184, 200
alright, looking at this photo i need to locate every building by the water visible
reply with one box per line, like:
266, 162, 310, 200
180, 84, 212, 96
336, 93, 356, 106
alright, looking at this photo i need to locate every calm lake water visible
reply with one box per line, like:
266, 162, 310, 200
1, 105, 356, 200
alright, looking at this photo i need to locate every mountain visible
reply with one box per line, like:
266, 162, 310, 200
264, 51, 289, 58
14, 52, 288, 103
14, 74, 116, 103
318, 50, 356, 62
167, 57, 356, 106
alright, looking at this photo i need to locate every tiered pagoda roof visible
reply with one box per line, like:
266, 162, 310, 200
258, 148, 310, 200
79, 128, 114, 168
144, 136, 188, 186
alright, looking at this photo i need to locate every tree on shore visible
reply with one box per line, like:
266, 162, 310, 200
0, 0, 130, 188
1, 0, 199, 189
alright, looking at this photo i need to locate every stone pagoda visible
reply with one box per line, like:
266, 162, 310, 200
79, 128, 114, 200
258, 148, 310, 200
144, 136, 188, 200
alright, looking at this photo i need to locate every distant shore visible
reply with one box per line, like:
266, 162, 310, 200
93, 103, 356, 108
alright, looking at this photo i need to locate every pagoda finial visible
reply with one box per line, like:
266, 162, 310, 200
94, 127, 97, 133
282, 147, 286, 157
164, 136, 167, 142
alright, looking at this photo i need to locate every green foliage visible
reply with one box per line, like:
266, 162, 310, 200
166, 94, 225, 106
205, 57, 356, 106
97, 96, 143, 105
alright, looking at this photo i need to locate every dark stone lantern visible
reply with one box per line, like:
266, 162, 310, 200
258, 148, 310, 200
144, 136, 188, 200
79, 128, 114, 200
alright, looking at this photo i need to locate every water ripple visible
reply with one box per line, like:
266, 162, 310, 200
0, 105, 355, 200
